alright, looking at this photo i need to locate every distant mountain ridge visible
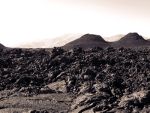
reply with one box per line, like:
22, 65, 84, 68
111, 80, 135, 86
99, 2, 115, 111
105, 34, 124, 42
1, 33, 150, 49
63, 32, 150, 49
17, 34, 83, 48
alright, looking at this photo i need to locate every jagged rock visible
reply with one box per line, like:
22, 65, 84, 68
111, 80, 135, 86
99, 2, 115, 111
119, 90, 150, 108
47, 80, 67, 93
40, 86, 56, 94
70, 93, 94, 113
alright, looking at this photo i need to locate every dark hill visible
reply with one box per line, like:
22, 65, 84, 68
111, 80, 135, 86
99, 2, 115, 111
63, 34, 109, 49
0, 43, 5, 49
147, 39, 150, 41
111, 33, 150, 48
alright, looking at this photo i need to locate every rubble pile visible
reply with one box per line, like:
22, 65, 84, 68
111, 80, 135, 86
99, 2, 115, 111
0, 47, 150, 112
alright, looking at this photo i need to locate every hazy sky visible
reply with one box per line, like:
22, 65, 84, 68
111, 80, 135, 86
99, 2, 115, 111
0, 0, 150, 47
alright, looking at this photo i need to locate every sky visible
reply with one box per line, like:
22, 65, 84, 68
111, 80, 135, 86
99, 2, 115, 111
0, 0, 150, 47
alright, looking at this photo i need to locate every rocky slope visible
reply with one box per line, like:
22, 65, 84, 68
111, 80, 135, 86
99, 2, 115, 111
0, 47, 150, 112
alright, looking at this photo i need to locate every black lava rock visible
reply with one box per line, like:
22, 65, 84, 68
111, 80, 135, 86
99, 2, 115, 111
0, 47, 150, 112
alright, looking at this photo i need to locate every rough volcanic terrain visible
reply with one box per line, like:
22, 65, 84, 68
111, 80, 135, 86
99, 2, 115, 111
0, 45, 150, 113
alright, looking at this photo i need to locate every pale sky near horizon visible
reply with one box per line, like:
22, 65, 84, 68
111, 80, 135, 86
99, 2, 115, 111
0, 0, 150, 47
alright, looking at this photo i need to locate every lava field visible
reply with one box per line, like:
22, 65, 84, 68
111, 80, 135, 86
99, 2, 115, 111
0, 47, 150, 113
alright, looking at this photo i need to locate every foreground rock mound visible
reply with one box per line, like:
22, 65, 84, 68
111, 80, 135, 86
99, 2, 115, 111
0, 47, 150, 112
63, 34, 109, 49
